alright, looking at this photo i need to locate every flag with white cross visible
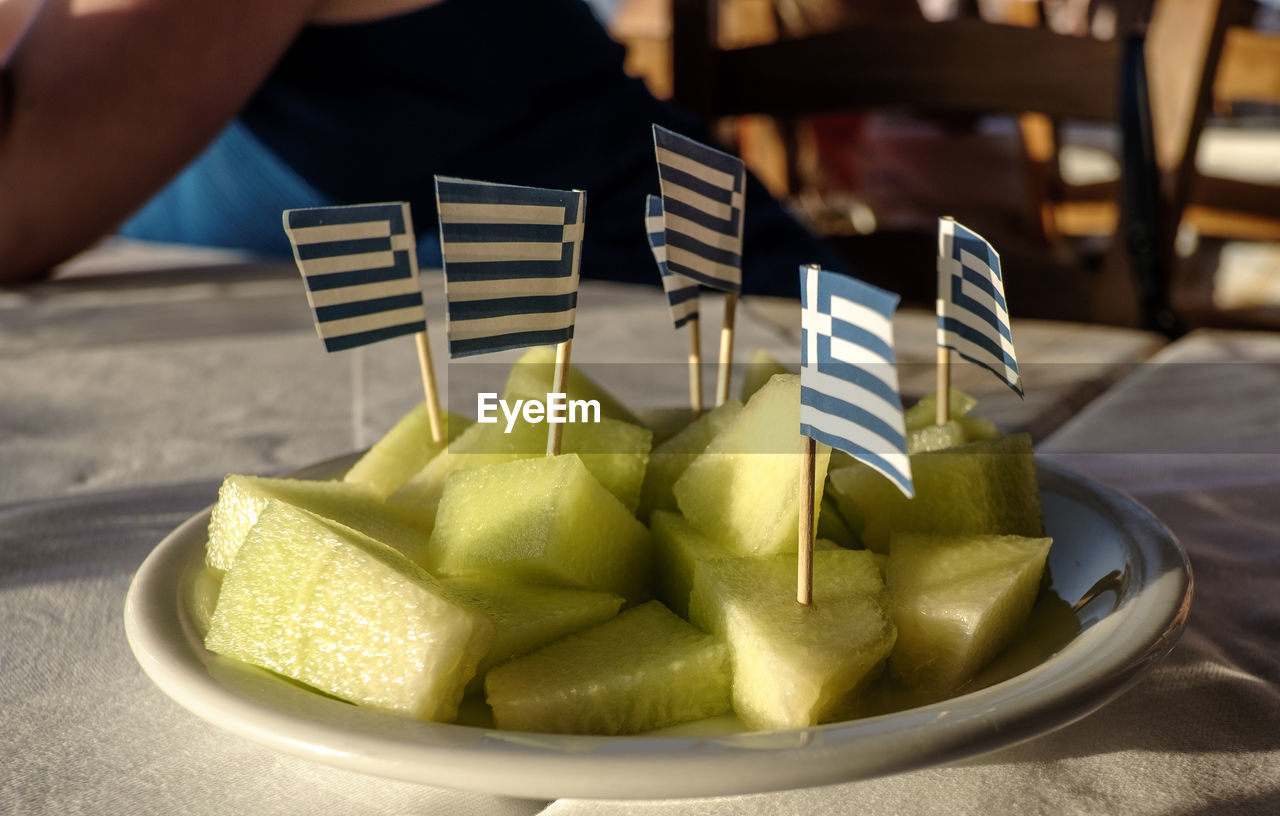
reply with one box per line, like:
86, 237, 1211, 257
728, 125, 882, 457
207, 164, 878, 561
799, 264, 914, 497
936, 217, 1023, 396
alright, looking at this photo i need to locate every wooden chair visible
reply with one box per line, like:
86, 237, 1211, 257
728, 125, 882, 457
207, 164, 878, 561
666, 0, 1195, 333
1047, 0, 1279, 327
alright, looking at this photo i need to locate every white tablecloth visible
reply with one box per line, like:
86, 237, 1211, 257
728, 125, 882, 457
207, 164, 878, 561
544, 331, 1280, 816
3, 256, 1276, 814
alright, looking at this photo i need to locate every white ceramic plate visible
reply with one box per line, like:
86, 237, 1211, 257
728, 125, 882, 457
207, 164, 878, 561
124, 456, 1191, 800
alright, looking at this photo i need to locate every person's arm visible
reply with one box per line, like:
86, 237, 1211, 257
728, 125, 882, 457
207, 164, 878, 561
0, 0, 321, 281
1, 0, 42, 58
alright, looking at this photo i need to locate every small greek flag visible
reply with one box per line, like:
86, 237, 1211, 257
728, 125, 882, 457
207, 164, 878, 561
800, 265, 913, 498
653, 125, 745, 293
435, 177, 585, 358
282, 202, 427, 352
937, 217, 1023, 396
645, 195, 700, 329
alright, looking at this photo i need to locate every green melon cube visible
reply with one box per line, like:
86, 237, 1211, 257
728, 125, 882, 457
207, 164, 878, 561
740, 348, 792, 402
386, 422, 511, 529
827, 416, 982, 469
903, 388, 979, 431
390, 416, 652, 521
442, 576, 624, 694
205, 502, 492, 722
827, 449, 859, 472
475, 415, 653, 513
648, 513, 843, 622
501, 345, 641, 426
827, 433, 1044, 553
907, 420, 970, 454
956, 414, 1000, 442
428, 454, 652, 601
886, 533, 1052, 695
637, 399, 743, 522
205, 474, 432, 571
648, 509, 735, 618
964, 587, 1080, 690
816, 491, 859, 549
343, 404, 471, 498
485, 601, 731, 734
673, 374, 830, 555
557, 419, 652, 514
689, 549, 895, 730
636, 407, 699, 447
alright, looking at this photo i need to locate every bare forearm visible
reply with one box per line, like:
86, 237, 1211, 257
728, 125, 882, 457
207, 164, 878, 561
1, 0, 42, 58
0, 0, 318, 282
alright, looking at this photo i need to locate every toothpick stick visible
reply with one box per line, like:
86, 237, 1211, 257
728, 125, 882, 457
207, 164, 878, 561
414, 332, 445, 445
797, 435, 816, 606
716, 292, 738, 406
401, 201, 444, 447
688, 316, 703, 419
936, 346, 951, 425
547, 338, 573, 456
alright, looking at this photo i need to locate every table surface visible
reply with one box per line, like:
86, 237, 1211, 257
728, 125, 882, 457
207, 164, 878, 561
2, 241, 1277, 815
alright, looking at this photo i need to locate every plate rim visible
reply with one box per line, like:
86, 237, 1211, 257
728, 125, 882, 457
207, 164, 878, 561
123, 456, 1192, 800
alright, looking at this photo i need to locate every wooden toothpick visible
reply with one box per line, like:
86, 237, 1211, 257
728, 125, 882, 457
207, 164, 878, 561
797, 435, 817, 606
414, 332, 445, 445
688, 316, 703, 420
936, 345, 951, 425
547, 339, 573, 456
716, 292, 738, 406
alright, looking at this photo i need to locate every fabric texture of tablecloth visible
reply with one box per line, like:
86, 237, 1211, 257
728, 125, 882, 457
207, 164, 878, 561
2, 269, 1276, 816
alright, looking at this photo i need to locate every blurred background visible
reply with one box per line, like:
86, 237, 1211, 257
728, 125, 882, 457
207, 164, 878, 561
598, 0, 1280, 332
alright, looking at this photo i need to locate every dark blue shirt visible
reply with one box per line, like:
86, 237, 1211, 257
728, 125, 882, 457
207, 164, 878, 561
122, 0, 843, 296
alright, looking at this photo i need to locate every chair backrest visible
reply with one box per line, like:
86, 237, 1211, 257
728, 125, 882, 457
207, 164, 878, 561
667, 0, 1204, 333
672, 6, 1123, 123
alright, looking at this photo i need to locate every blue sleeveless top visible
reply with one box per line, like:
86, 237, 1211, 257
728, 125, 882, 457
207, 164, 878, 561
121, 0, 843, 296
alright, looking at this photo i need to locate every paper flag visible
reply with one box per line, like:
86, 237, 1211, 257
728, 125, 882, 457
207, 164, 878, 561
282, 202, 426, 352
799, 264, 914, 498
936, 217, 1023, 396
434, 177, 585, 358
645, 195, 700, 328
652, 125, 745, 293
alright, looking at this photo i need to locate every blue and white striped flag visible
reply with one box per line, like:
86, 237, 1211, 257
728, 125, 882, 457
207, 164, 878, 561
282, 202, 427, 352
653, 125, 745, 293
799, 265, 914, 498
645, 195, 700, 329
937, 217, 1023, 396
434, 177, 585, 358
